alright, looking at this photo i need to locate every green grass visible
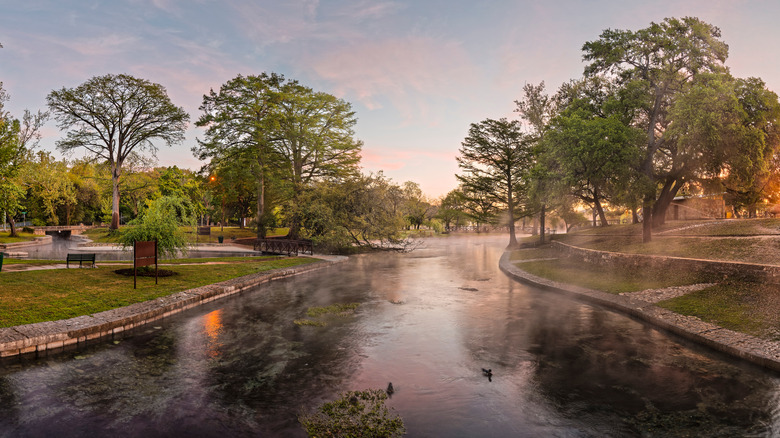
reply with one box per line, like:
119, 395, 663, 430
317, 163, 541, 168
0, 231, 38, 244
1, 258, 63, 266
658, 282, 777, 339
509, 247, 559, 261
0, 257, 318, 327
515, 257, 703, 294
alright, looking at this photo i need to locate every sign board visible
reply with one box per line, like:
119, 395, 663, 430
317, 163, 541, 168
133, 240, 158, 289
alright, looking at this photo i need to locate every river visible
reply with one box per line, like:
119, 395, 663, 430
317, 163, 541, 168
0, 234, 778, 437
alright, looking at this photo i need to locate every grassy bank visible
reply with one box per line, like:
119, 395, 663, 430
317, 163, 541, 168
513, 219, 780, 341
511, 246, 705, 294
0, 231, 37, 244
0, 256, 317, 327
555, 219, 780, 265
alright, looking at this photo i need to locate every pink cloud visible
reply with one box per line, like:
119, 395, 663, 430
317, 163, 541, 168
306, 37, 480, 124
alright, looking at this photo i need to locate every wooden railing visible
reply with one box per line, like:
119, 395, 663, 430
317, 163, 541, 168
254, 238, 313, 256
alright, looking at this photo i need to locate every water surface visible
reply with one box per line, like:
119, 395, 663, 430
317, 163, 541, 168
1, 235, 778, 437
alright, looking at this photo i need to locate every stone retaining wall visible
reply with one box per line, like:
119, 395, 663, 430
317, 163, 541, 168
499, 252, 780, 372
552, 241, 780, 284
0, 257, 345, 358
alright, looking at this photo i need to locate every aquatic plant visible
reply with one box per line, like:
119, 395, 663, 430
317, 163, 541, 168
299, 388, 405, 437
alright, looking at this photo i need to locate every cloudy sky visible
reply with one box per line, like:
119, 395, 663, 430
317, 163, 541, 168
2, 0, 780, 197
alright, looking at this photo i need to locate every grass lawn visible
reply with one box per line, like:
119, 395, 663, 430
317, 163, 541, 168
658, 282, 780, 340
0, 256, 317, 327
0, 231, 38, 244
514, 257, 704, 294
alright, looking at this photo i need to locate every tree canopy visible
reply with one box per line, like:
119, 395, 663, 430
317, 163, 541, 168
457, 118, 531, 247
47, 73, 189, 230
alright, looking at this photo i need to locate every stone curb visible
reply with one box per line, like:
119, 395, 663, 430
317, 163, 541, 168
0, 256, 347, 358
499, 251, 780, 372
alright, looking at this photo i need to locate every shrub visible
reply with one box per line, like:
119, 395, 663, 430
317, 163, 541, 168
118, 196, 195, 259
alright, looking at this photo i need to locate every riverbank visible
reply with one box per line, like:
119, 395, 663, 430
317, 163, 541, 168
0, 255, 347, 358
500, 239, 780, 372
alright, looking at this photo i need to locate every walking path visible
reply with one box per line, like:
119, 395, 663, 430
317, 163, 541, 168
499, 251, 780, 372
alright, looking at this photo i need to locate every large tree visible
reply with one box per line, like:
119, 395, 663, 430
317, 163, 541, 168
47, 73, 189, 231
582, 17, 729, 242
0, 83, 47, 235
457, 118, 531, 248
194, 73, 286, 238
719, 77, 780, 216
515, 82, 559, 242
274, 81, 362, 238
195, 73, 363, 239
544, 77, 643, 226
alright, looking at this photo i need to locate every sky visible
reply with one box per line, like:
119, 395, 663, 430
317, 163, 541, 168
2, 0, 780, 198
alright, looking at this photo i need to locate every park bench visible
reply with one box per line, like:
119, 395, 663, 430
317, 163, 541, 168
66, 253, 96, 268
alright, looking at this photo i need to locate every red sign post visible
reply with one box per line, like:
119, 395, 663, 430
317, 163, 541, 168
133, 240, 158, 289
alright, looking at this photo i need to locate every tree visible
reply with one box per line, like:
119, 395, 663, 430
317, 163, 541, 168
195, 73, 285, 239
719, 77, 780, 216
21, 151, 76, 225
47, 74, 189, 231
294, 173, 410, 253
275, 81, 362, 238
400, 181, 434, 230
457, 118, 531, 248
0, 83, 47, 235
515, 82, 559, 243
543, 77, 643, 226
437, 189, 469, 231
195, 74, 363, 239
582, 17, 729, 241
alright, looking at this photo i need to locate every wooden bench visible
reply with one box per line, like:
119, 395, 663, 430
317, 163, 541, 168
66, 253, 96, 268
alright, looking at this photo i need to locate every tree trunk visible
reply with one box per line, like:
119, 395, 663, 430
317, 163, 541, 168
652, 177, 684, 228
632, 207, 639, 224
255, 165, 266, 239
642, 198, 652, 243
8, 217, 17, 237
539, 204, 546, 245
110, 164, 121, 230
594, 196, 609, 227
507, 183, 517, 248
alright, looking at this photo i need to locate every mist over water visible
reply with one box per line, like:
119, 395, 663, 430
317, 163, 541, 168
0, 235, 779, 437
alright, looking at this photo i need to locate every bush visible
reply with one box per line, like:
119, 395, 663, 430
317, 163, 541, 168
299, 388, 405, 437
21, 226, 34, 234
118, 196, 195, 259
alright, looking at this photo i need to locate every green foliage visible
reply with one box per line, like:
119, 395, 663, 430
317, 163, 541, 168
457, 118, 532, 245
194, 73, 363, 240
299, 389, 405, 438
48, 73, 189, 229
294, 173, 410, 253
118, 196, 195, 259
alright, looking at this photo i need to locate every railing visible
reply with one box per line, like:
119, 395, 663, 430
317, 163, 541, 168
254, 238, 313, 256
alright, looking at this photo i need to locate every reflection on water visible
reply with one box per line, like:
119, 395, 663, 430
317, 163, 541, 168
13, 236, 260, 261
0, 235, 779, 437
